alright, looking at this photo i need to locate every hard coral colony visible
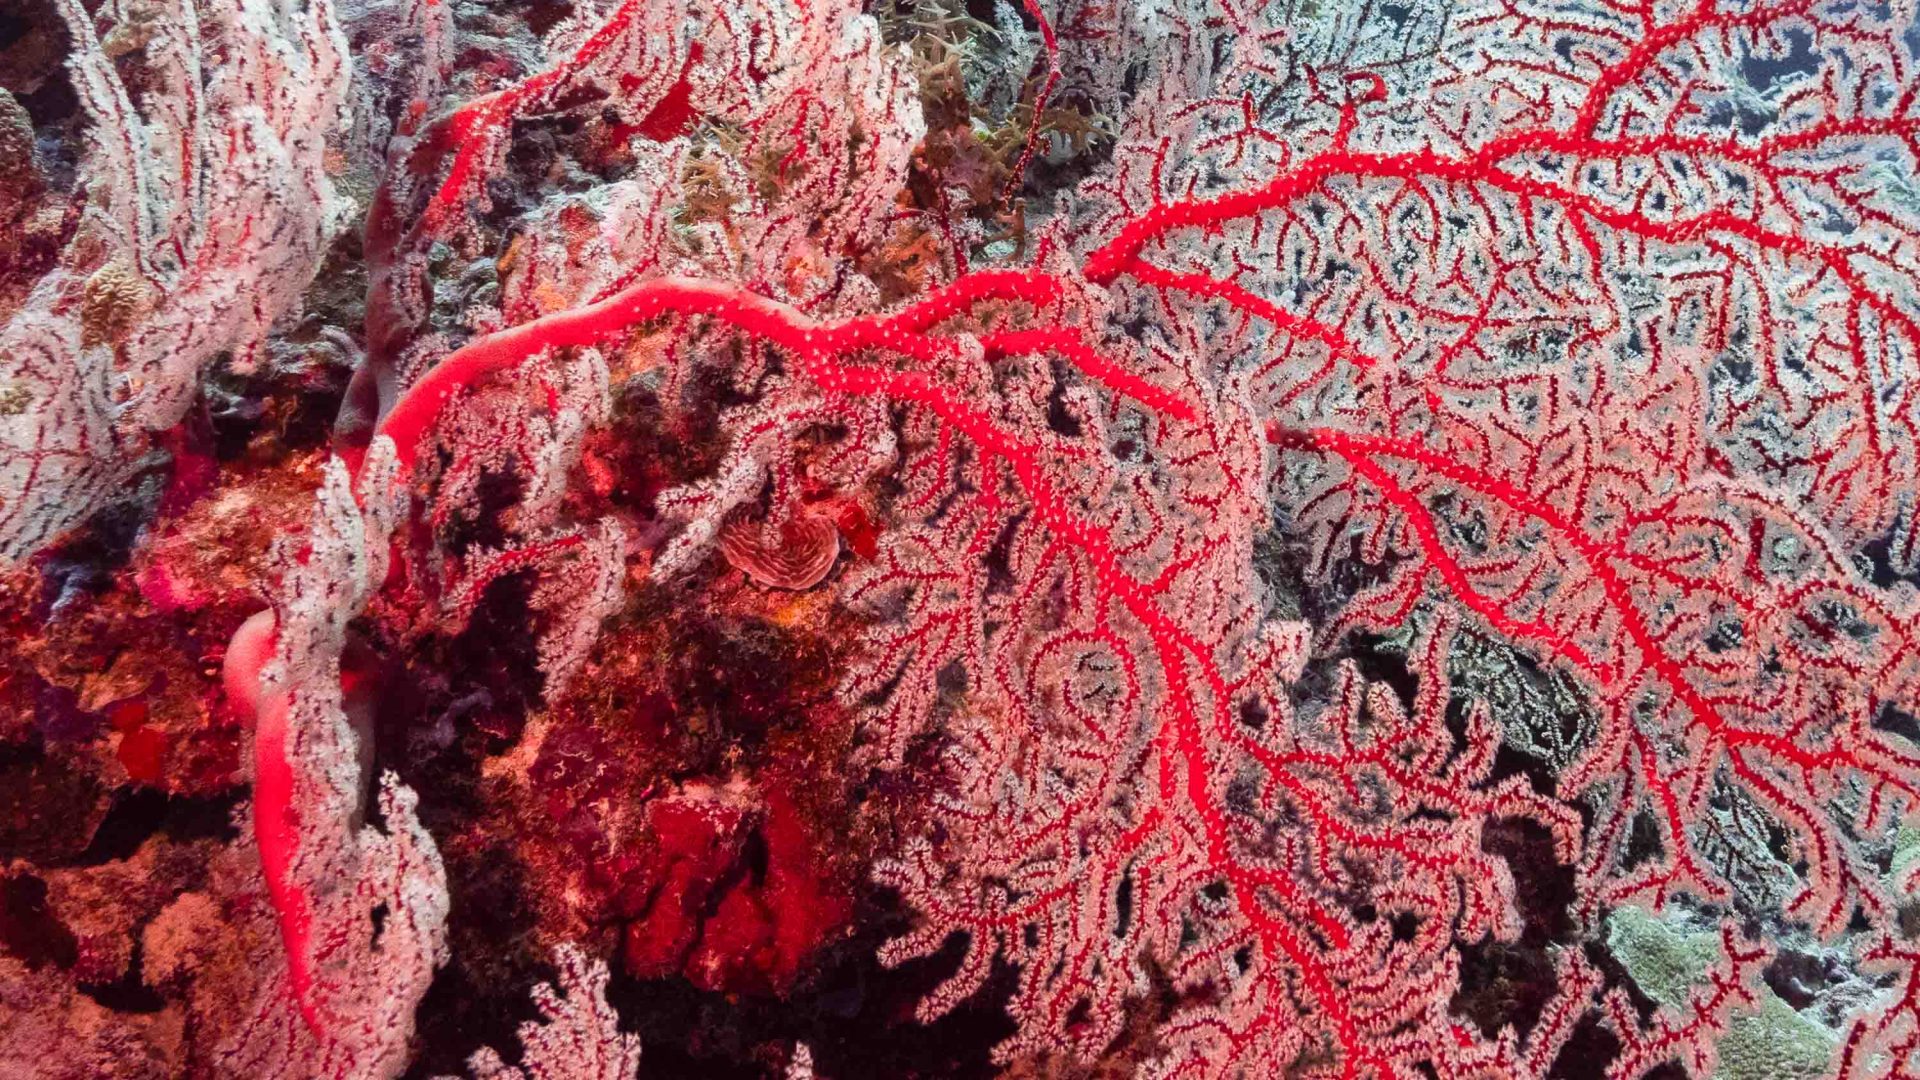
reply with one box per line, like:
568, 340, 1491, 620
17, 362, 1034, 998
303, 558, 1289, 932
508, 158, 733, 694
2, 0, 1920, 1076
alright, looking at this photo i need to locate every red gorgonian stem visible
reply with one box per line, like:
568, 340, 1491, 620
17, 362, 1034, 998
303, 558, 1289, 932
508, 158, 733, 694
223, 610, 324, 1033
998, 0, 1062, 211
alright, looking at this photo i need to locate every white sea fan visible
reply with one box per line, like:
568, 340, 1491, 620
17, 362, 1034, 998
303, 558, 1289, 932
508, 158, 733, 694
452, 946, 641, 1080
1, 0, 353, 559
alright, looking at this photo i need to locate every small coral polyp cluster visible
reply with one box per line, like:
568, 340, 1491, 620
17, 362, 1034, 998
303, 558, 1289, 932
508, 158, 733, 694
4, 0, 1920, 1076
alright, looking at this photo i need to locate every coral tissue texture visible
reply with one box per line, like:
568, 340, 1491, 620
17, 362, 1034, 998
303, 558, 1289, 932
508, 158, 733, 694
4, 0, 1920, 1076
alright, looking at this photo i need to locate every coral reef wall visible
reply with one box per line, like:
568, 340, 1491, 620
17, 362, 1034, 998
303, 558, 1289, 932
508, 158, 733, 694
3, 0, 1920, 1076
